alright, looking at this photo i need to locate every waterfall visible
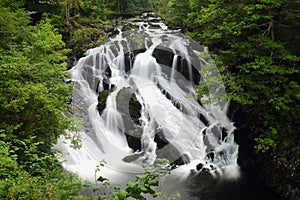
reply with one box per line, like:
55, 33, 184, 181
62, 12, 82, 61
56, 14, 239, 199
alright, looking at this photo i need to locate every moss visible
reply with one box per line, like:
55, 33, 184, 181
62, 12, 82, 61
128, 17, 142, 22
70, 25, 106, 57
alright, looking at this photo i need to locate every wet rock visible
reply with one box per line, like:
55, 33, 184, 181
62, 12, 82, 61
97, 90, 110, 114
141, 12, 156, 18
171, 153, 191, 166
107, 26, 121, 37
116, 87, 143, 151
152, 47, 201, 84
185, 168, 219, 199
124, 49, 146, 72
148, 23, 161, 29
206, 151, 215, 162
121, 23, 135, 32
199, 114, 209, 126
103, 24, 115, 34
156, 143, 186, 166
203, 125, 222, 152
152, 46, 174, 67
64, 78, 72, 84
122, 151, 145, 162
154, 129, 169, 149
196, 163, 204, 171
125, 134, 142, 151
116, 87, 172, 152
147, 17, 162, 23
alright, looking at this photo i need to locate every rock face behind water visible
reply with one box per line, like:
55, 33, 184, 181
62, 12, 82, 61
116, 87, 143, 150
97, 90, 110, 114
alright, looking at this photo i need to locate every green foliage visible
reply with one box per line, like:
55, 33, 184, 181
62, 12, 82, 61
0, 136, 83, 199
167, 0, 300, 197
86, 159, 179, 199
0, 2, 86, 199
70, 24, 107, 57
0, 135, 19, 179
109, 0, 158, 15
2, 171, 81, 200
158, 0, 172, 20
0, 18, 74, 155
179, 0, 300, 152
123, 165, 163, 199
84, 0, 115, 19
127, 17, 143, 22
0, 5, 29, 49
164, 0, 190, 29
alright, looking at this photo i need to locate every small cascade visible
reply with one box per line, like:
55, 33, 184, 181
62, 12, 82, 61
171, 55, 178, 81
56, 13, 240, 199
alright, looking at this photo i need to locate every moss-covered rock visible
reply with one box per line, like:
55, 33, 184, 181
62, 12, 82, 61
127, 17, 143, 23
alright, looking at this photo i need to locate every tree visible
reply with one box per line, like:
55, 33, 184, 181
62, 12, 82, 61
166, 0, 190, 29
158, 0, 172, 20
64, 0, 83, 26
185, 0, 300, 198
0, 2, 85, 198
0, 7, 73, 160
187, 0, 300, 147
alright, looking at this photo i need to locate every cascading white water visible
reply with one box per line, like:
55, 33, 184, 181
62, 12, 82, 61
56, 15, 239, 199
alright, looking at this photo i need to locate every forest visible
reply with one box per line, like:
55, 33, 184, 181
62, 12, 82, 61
0, 0, 299, 199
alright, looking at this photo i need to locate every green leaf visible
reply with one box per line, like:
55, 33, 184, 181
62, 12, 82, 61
126, 181, 139, 190
92, 186, 100, 192
83, 181, 92, 187
140, 187, 148, 193
136, 174, 147, 180
116, 190, 127, 199
148, 179, 159, 186
97, 176, 109, 182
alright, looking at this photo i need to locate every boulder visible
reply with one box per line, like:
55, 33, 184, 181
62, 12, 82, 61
122, 151, 145, 163
97, 90, 110, 114
116, 87, 143, 151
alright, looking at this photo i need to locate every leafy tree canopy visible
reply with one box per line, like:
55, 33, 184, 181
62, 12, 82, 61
162, 0, 300, 198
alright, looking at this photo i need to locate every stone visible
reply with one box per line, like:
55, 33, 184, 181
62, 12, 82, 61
97, 90, 110, 114
122, 151, 145, 163
116, 87, 143, 151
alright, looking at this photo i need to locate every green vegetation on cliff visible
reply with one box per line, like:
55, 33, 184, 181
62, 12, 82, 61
160, 0, 300, 198
0, 0, 84, 198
